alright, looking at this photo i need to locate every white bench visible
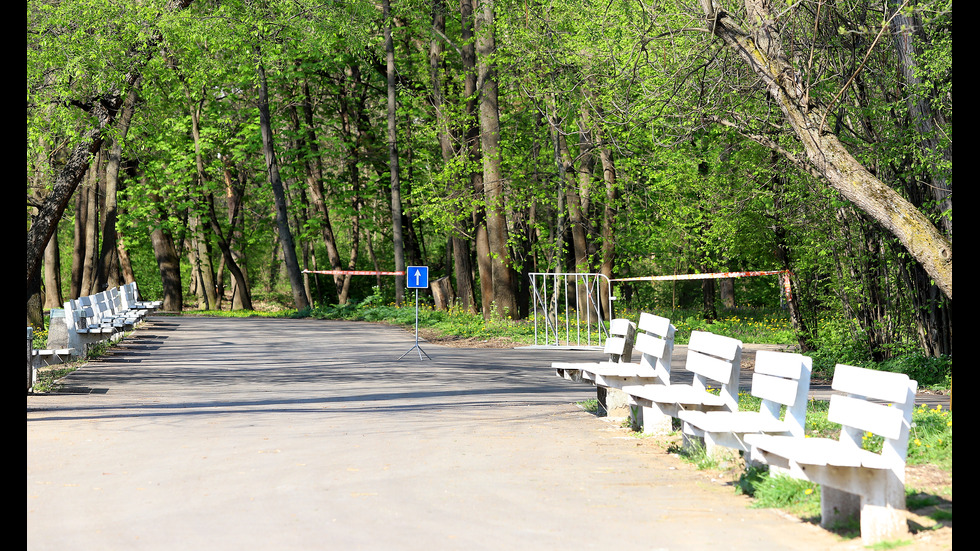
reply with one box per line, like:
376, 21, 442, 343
677, 350, 812, 460
552, 318, 636, 383
553, 318, 636, 415
76, 295, 126, 330
99, 289, 144, 327
64, 298, 122, 355
583, 314, 674, 383
622, 331, 742, 438
583, 313, 676, 432
121, 281, 162, 311
94, 290, 141, 329
744, 364, 918, 545
31, 347, 76, 367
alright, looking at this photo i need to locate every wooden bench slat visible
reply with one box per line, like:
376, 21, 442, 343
685, 349, 734, 382
753, 350, 804, 378
832, 364, 912, 404
827, 394, 908, 441
633, 332, 667, 358
750, 372, 800, 406
678, 410, 785, 434
637, 312, 672, 336
689, 330, 740, 361
626, 384, 727, 407
602, 336, 629, 356
745, 434, 893, 469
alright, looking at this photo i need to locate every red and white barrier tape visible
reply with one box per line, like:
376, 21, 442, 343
302, 270, 406, 276
611, 270, 794, 300
611, 270, 788, 282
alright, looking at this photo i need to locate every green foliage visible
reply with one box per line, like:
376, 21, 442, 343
907, 404, 953, 470
745, 474, 821, 517
879, 354, 952, 390
28, 0, 952, 376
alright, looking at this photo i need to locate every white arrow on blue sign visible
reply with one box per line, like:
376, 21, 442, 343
407, 266, 429, 288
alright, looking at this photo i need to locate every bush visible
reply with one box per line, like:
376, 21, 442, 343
879, 353, 952, 389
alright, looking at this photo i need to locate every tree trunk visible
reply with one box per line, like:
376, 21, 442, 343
700, 0, 951, 299
221, 158, 250, 310
28, 270, 44, 330
462, 0, 492, 316
888, 2, 951, 238
80, 154, 101, 296
293, 78, 343, 301
431, 0, 476, 313
597, 144, 617, 321
701, 275, 717, 322
475, 0, 517, 318
257, 53, 308, 311
150, 224, 183, 312
148, 178, 183, 312
549, 115, 591, 321
720, 278, 735, 308
43, 232, 63, 309
96, 85, 138, 292
70, 182, 87, 299
117, 236, 137, 286
188, 212, 217, 309
383, 0, 407, 306
207, 192, 253, 310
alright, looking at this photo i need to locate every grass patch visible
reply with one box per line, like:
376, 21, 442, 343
667, 390, 951, 535
577, 398, 600, 414
31, 364, 78, 393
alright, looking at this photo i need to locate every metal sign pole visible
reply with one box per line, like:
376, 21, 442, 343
398, 267, 431, 361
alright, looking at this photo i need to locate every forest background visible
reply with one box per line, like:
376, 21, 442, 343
26, 0, 951, 384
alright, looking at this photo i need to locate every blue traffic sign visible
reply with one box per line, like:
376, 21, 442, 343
407, 266, 429, 288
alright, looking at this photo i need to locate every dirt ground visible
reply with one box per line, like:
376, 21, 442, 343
423, 330, 953, 550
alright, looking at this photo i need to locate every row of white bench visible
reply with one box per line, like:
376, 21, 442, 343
28, 282, 161, 389
552, 313, 918, 546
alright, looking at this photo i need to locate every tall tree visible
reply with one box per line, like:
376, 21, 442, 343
383, 0, 407, 305
475, 0, 517, 318
257, 49, 309, 310
695, 0, 951, 299
26, 0, 195, 300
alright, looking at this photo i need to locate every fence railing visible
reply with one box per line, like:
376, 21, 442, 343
528, 272, 614, 348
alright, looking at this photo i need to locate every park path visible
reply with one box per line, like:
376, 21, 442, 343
29, 316, 876, 550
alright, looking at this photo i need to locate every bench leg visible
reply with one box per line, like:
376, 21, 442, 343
596, 387, 631, 418
857, 473, 910, 545
638, 403, 672, 435
596, 386, 608, 417
820, 485, 860, 531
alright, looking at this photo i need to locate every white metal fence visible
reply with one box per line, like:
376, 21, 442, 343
528, 272, 614, 348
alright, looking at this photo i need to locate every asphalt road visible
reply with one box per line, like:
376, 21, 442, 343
28, 315, 891, 550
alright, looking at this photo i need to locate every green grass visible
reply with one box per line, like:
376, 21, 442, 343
675, 390, 953, 539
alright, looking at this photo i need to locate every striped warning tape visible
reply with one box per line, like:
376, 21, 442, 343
611, 270, 794, 300
302, 269, 406, 276
610, 270, 789, 282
